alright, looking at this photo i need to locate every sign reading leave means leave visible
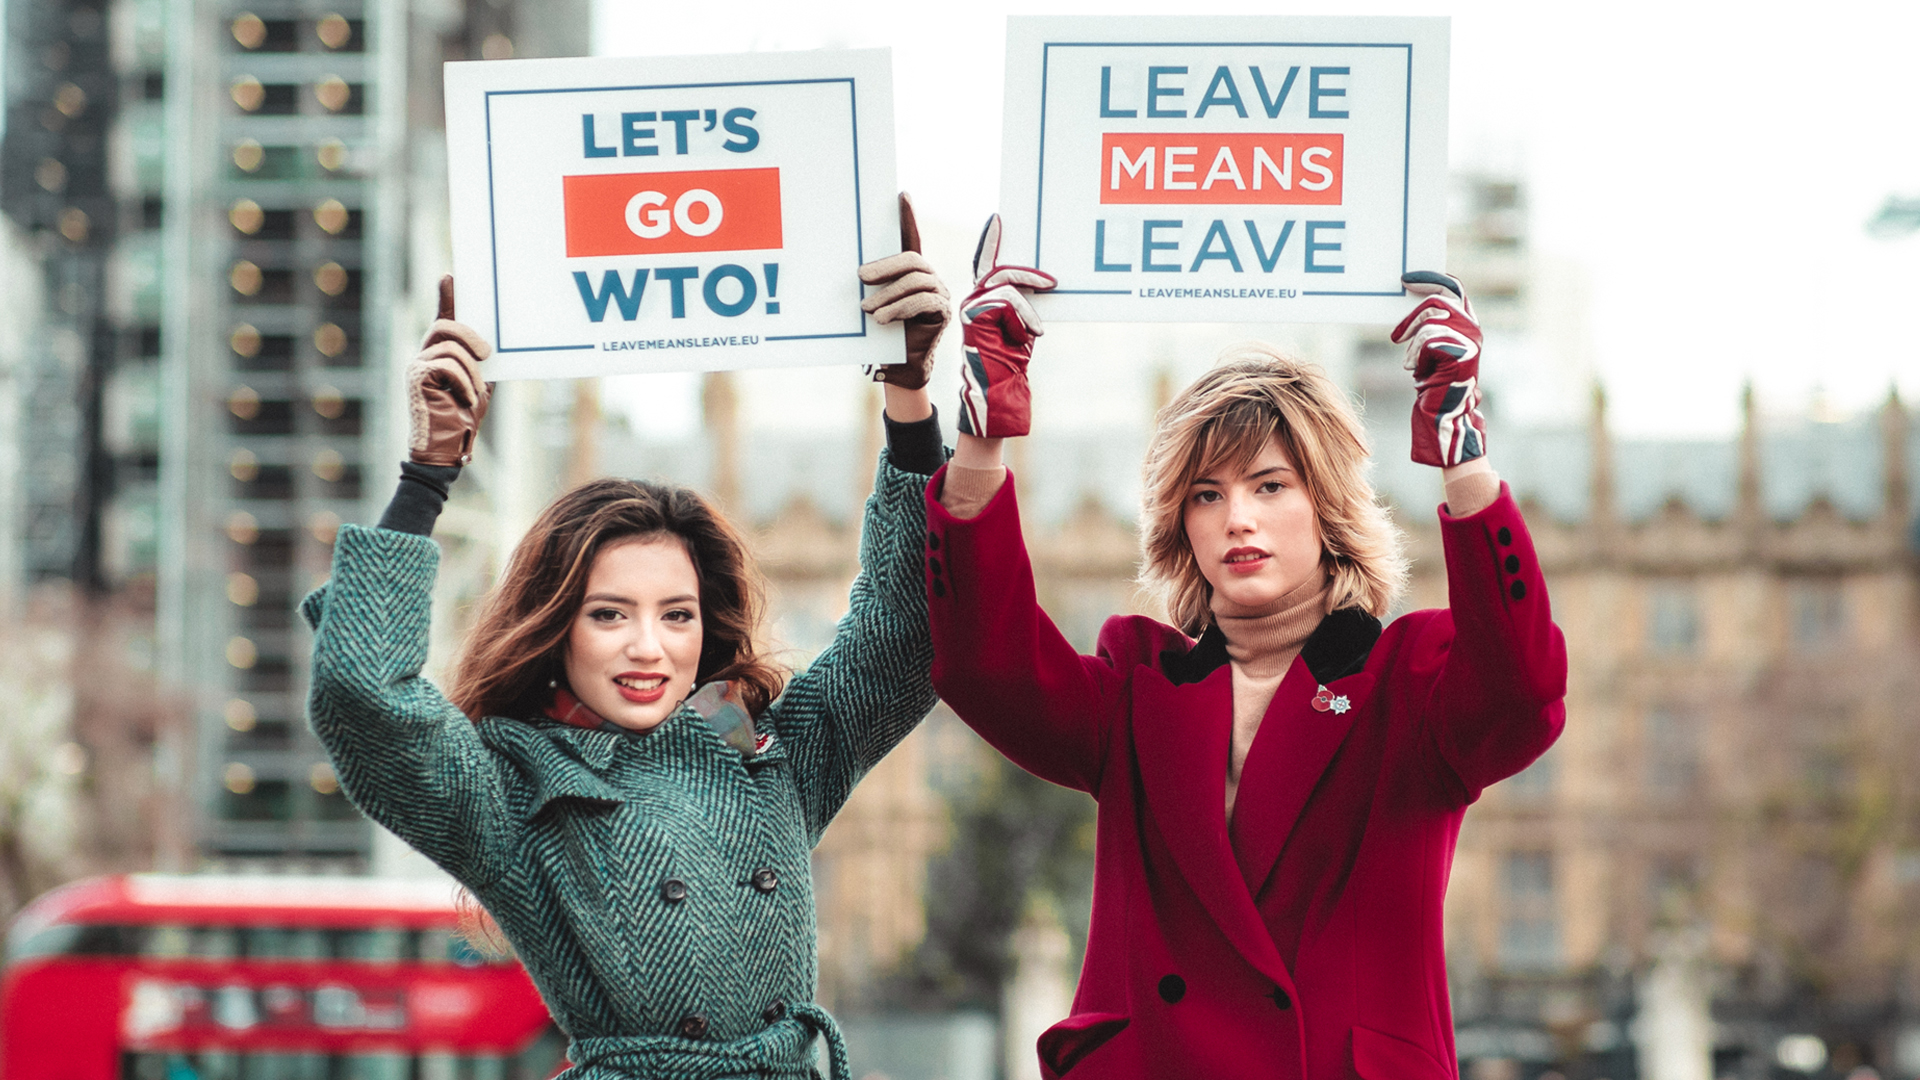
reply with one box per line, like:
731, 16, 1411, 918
999, 16, 1450, 325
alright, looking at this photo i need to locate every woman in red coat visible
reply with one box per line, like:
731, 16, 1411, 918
924, 219, 1568, 1080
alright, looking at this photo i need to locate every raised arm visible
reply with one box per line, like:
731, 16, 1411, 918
1392, 272, 1567, 797
304, 277, 515, 887
304, 529, 514, 886
769, 453, 941, 843
768, 195, 950, 841
927, 468, 1130, 796
919, 214, 1130, 794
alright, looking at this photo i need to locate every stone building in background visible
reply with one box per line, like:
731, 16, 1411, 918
1437, 392, 1920, 1080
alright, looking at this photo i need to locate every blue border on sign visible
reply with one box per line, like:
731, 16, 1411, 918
1034, 42, 1413, 299
482, 77, 869, 353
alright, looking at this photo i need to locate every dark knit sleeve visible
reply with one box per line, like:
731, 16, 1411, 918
763, 451, 938, 842
301, 525, 517, 889
882, 406, 946, 477
376, 461, 463, 535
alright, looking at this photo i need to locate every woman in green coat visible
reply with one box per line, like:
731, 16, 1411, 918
303, 203, 954, 1080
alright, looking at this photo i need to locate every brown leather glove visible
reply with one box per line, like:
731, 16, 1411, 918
406, 276, 492, 466
858, 192, 950, 390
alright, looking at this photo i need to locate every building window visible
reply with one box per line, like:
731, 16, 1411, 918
1645, 707, 1700, 798
1498, 851, 1560, 970
1647, 583, 1700, 655
1790, 580, 1847, 650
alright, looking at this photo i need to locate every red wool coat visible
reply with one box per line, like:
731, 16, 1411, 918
923, 473, 1567, 1080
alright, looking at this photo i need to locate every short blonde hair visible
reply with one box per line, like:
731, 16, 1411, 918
1140, 344, 1406, 635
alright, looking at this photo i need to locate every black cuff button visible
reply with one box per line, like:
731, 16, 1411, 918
928, 531, 941, 550
929, 557, 943, 575
932, 579, 946, 597
1497, 527, 1512, 546
1504, 554, 1520, 573
1158, 974, 1186, 1003
1510, 580, 1527, 600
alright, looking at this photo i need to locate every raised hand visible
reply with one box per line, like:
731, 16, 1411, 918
405, 275, 492, 466
1391, 270, 1487, 468
956, 215, 1056, 438
858, 193, 950, 390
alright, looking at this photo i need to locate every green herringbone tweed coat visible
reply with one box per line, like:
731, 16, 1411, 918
301, 454, 937, 1080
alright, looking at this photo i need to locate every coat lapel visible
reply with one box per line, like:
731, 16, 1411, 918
476, 719, 626, 821
1227, 606, 1383, 896
1132, 664, 1295, 990
1229, 664, 1374, 893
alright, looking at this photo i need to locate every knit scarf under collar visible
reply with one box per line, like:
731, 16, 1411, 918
544, 687, 626, 733
545, 682, 765, 757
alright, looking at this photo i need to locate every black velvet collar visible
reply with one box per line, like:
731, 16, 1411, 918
1160, 607, 1382, 687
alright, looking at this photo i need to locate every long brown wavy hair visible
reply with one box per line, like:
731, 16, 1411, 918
447, 477, 787, 722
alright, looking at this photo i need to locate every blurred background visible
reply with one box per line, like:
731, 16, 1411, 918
0, 1, 1917, 1079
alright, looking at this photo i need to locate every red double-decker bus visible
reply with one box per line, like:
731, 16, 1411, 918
1, 874, 563, 1080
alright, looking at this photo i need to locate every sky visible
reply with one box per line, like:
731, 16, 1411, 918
591, 0, 1920, 441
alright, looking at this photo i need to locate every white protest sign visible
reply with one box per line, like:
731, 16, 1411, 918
1000, 16, 1449, 325
444, 50, 902, 379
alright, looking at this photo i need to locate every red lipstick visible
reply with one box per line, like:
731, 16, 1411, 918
1222, 546, 1271, 576
614, 671, 668, 704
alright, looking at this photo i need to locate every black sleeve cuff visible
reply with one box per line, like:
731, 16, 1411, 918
883, 405, 946, 476
376, 461, 463, 536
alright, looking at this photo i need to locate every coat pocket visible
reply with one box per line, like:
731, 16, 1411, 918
1037, 1012, 1130, 1079
1352, 1026, 1453, 1080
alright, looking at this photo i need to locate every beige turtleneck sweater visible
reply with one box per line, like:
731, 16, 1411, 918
1214, 572, 1332, 825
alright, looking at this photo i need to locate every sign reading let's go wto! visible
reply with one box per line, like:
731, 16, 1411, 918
444, 50, 902, 379
1000, 16, 1450, 325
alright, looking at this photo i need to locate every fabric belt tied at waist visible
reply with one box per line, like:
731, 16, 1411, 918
567, 1004, 849, 1080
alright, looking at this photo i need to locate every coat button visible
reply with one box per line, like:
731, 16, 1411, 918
660, 878, 688, 903
761, 999, 787, 1023
1497, 526, 1512, 546
1157, 974, 1186, 1004
1504, 554, 1520, 573
1268, 986, 1292, 1010
751, 868, 779, 893
1510, 580, 1527, 600
677, 1013, 708, 1039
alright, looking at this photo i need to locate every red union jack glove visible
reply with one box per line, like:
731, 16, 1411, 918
957, 214, 1056, 438
1391, 270, 1487, 468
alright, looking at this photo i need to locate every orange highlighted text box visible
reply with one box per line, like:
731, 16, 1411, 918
563, 168, 783, 257
1098, 134, 1343, 206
